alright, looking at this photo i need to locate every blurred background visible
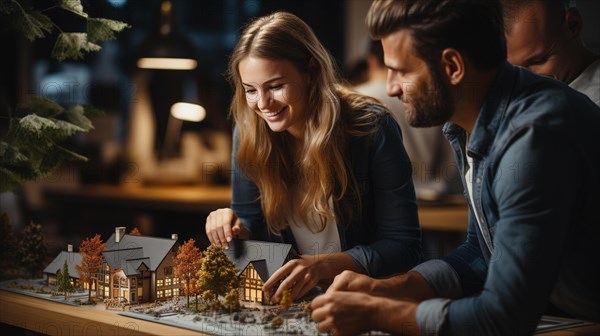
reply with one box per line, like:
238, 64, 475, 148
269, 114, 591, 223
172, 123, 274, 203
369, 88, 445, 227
1, 0, 599, 258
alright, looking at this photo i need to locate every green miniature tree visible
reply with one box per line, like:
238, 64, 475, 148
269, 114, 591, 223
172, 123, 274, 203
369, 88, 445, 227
75, 234, 106, 303
0, 213, 19, 280
197, 245, 239, 311
56, 260, 74, 300
224, 288, 240, 321
173, 239, 202, 309
18, 222, 48, 279
201, 290, 219, 312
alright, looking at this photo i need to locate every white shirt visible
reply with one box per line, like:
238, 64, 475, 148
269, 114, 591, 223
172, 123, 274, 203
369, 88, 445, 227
288, 198, 341, 256
464, 139, 492, 252
569, 57, 600, 106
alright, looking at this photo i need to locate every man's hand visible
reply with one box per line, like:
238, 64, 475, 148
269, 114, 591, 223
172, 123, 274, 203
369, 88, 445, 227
330, 270, 437, 301
311, 291, 421, 335
311, 291, 378, 335
327, 270, 381, 294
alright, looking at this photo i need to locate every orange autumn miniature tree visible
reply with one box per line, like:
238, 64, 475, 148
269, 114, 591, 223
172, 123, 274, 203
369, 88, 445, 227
129, 227, 142, 235
76, 234, 106, 303
173, 238, 202, 308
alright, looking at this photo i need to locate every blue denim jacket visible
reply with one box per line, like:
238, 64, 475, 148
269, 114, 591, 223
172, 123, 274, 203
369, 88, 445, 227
231, 108, 422, 277
413, 62, 600, 335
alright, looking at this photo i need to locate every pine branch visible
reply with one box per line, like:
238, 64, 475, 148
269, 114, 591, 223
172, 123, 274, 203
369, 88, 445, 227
58, 0, 87, 18
0, 167, 25, 192
87, 18, 130, 43
66, 105, 94, 131
1, 0, 53, 41
0, 1, 129, 192
51, 33, 101, 61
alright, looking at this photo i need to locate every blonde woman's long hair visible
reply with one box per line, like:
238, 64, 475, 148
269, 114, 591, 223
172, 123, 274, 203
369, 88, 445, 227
228, 11, 386, 234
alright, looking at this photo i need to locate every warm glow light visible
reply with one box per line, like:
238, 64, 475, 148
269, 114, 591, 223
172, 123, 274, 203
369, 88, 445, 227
171, 102, 206, 122
137, 57, 197, 70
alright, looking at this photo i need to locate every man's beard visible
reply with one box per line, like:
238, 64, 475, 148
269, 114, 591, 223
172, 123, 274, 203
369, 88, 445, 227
405, 68, 454, 128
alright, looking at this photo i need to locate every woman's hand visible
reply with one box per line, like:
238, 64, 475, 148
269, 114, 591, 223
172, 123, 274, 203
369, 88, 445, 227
263, 252, 363, 303
262, 255, 322, 302
205, 208, 248, 249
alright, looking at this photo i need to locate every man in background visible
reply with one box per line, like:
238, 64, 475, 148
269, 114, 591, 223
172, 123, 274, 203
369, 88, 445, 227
503, 0, 599, 105
355, 40, 462, 200
311, 0, 600, 334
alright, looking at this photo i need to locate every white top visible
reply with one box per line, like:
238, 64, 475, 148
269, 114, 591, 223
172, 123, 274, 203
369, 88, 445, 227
464, 141, 492, 252
569, 57, 600, 106
288, 198, 341, 256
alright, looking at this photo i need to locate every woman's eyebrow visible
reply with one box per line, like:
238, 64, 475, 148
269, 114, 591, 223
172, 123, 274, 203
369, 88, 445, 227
242, 76, 285, 87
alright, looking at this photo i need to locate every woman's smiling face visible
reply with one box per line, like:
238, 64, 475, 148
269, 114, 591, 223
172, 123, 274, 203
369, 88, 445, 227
238, 56, 311, 138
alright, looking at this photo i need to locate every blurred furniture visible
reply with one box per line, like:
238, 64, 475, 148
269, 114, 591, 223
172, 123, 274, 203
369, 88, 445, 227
42, 183, 468, 257
43, 184, 232, 248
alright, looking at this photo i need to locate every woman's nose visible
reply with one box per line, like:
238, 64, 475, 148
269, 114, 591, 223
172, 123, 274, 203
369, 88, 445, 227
257, 90, 272, 110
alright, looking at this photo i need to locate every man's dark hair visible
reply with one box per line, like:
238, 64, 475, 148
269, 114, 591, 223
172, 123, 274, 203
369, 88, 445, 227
366, 0, 507, 71
501, 0, 571, 35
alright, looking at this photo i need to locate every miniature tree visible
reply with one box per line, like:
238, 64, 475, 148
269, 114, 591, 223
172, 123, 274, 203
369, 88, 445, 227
129, 227, 142, 235
202, 290, 219, 313
279, 289, 292, 311
189, 277, 202, 311
224, 288, 240, 321
0, 213, 19, 280
197, 244, 239, 311
173, 239, 202, 308
56, 260, 74, 300
18, 222, 48, 279
76, 234, 106, 303
279, 289, 293, 332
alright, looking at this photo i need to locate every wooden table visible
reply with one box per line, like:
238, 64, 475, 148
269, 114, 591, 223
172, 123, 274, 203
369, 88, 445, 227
0, 290, 202, 335
418, 203, 468, 231
2, 290, 598, 335
43, 184, 468, 232
44, 184, 232, 214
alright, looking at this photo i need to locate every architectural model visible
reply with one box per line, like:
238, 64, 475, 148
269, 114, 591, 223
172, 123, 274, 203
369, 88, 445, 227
224, 240, 294, 304
6, 227, 326, 335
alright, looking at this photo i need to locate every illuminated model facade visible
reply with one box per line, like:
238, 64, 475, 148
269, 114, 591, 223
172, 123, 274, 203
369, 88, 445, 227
225, 240, 293, 304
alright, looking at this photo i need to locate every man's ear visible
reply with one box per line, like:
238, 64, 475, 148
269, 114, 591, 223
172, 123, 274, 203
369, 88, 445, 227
441, 48, 465, 85
564, 8, 583, 38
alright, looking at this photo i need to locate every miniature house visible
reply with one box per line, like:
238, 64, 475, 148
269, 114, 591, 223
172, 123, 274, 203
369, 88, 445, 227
96, 227, 179, 304
44, 244, 85, 289
225, 240, 294, 304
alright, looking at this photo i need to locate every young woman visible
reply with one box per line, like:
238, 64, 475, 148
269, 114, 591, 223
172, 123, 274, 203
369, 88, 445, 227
205, 11, 421, 302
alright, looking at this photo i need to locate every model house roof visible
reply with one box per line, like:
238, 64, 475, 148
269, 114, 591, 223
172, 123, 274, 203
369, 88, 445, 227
225, 240, 293, 282
43, 251, 82, 279
103, 233, 177, 276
